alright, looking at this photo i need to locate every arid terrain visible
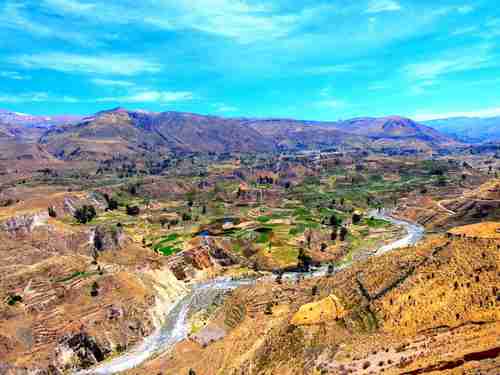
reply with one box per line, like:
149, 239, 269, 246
0, 109, 498, 374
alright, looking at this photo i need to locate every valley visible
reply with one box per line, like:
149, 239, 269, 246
0, 109, 498, 374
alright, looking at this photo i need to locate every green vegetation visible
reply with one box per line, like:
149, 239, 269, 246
6, 294, 23, 306
74, 205, 97, 224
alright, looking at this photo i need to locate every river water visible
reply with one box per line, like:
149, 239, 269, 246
77, 210, 424, 374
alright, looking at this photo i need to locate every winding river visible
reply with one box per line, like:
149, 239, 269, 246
77, 210, 424, 375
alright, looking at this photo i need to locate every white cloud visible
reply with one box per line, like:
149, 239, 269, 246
368, 82, 391, 91
213, 103, 239, 113
304, 64, 353, 75
40, 0, 301, 44
0, 92, 79, 103
457, 5, 475, 14
414, 107, 500, 121
0, 71, 29, 80
96, 91, 193, 103
366, 0, 401, 14
403, 45, 493, 80
11, 53, 161, 76
43, 0, 96, 13
91, 78, 135, 87
450, 25, 478, 36
317, 99, 346, 109
1, 1, 94, 45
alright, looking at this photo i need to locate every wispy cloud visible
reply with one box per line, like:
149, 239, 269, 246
91, 78, 135, 87
414, 107, 500, 121
403, 45, 494, 80
0, 71, 29, 80
304, 64, 353, 75
11, 53, 161, 76
366, 0, 401, 14
96, 91, 193, 103
457, 5, 475, 14
450, 25, 478, 36
43, 0, 96, 13
368, 82, 391, 91
1, 1, 95, 45
317, 99, 346, 109
213, 103, 239, 113
40, 0, 301, 44
0, 92, 79, 103
0, 89, 193, 105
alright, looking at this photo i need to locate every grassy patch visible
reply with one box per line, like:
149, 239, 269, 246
364, 217, 390, 228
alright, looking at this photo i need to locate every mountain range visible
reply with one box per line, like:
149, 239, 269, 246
424, 116, 500, 143
0, 108, 460, 161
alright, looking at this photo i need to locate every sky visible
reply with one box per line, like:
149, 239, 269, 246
0, 0, 499, 121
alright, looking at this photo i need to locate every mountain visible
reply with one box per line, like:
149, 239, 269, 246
424, 116, 500, 143
1, 108, 456, 161
39, 109, 276, 160
0, 109, 84, 128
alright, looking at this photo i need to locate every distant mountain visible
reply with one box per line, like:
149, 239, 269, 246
0, 109, 84, 128
39, 109, 276, 160
424, 116, 500, 143
0, 108, 456, 161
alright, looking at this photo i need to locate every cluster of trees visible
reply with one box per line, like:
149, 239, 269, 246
257, 176, 275, 185
74, 205, 97, 224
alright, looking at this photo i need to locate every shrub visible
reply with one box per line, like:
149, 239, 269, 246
126, 205, 140, 216
90, 282, 99, 297
74, 205, 97, 224
6, 294, 23, 306
48, 206, 57, 218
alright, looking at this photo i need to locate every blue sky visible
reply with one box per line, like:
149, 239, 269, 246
0, 0, 499, 120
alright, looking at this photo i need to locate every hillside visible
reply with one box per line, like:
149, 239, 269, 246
425, 116, 500, 143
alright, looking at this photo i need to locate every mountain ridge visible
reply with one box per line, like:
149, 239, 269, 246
1, 107, 458, 161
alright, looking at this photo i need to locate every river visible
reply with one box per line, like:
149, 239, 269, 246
77, 210, 424, 374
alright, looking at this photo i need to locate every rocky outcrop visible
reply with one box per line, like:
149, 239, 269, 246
54, 330, 105, 371
1, 211, 49, 236
92, 224, 127, 253
291, 294, 347, 326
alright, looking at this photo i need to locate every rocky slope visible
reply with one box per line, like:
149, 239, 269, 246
127, 232, 499, 375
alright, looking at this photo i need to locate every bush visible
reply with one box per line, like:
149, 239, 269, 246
74, 205, 97, 224
48, 206, 57, 218
126, 205, 140, 216
6, 294, 23, 306
90, 282, 99, 297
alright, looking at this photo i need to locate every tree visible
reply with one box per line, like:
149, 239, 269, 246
312, 285, 318, 296
339, 226, 348, 242
74, 205, 97, 224
352, 212, 362, 225
264, 302, 273, 315
327, 263, 335, 276
329, 214, 342, 227
90, 282, 99, 297
126, 205, 140, 216
48, 206, 57, 218
297, 248, 312, 272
